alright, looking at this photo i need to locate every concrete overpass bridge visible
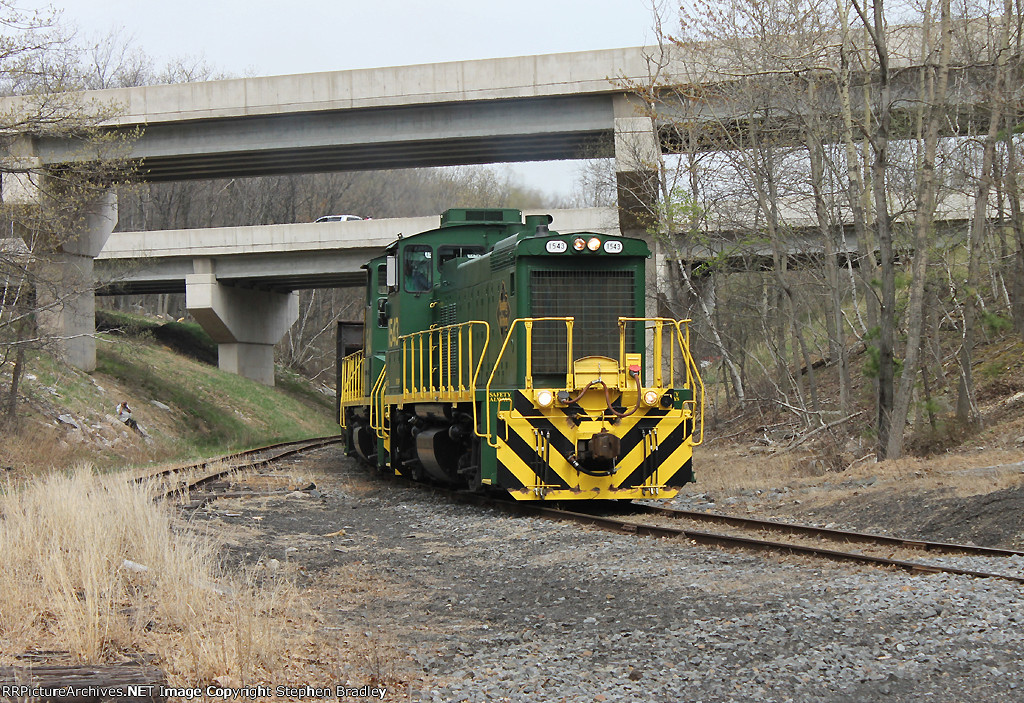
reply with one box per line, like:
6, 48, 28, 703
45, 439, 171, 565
24, 47, 657, 181
95, 210, 622, 296
1, 34, 995, 384
17, 30, 991, 182
98, 197, 917, 299
93, 209, 622, 384
3, 47, 664, 383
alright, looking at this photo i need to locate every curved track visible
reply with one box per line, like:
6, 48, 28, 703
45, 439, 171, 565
505, 501, 1024, 584
431, 489, 1024, 585
140, 443, 1024, 585
134, 435, 345, 501
632, 504, 1024, 559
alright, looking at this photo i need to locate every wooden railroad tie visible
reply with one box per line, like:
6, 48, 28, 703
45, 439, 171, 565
0, 663, 166, 702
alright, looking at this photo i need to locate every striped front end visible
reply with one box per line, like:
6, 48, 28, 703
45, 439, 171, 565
493, 391, 695, 500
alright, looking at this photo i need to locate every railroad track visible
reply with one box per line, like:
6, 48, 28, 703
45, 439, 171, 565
633, 503, 1024, 558
523, 501, 1024, 584
134, 435, 345, 501
425, 488, 1024, 585
140, 444, 1024, 586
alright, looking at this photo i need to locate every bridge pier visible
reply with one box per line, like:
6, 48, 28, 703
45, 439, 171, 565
613, 103, 667, 320
185, 259, 299, 386
30, 190, 118, 372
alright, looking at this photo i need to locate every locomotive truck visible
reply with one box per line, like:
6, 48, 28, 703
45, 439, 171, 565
337, 208, 703, 500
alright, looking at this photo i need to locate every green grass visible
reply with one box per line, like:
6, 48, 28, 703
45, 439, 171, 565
276, 367, 334, 408
96, 337, 337, 457
4, 310, 339, 472
97, 310, 218, 364
97, 343, 252, 449
95, 309, 161, 336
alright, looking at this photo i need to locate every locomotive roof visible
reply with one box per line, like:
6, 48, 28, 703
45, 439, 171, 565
384, 208, 650, 258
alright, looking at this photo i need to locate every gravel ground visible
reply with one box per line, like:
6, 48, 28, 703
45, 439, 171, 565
199, 448, 1024, 702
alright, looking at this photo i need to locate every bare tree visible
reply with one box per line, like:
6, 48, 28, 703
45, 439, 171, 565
78, 28, 153, 89
886, 0, 954, 458
614, 0, 1024, 457
0, 2, 134, 426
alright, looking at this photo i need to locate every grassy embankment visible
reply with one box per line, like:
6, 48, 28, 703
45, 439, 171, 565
0, 309, 340, 473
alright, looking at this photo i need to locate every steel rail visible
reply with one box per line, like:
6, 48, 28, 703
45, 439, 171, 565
136, 435, 345, 501
134, 434, 343, 482
630, 504, 1024, 558
432, 491, 1024, 585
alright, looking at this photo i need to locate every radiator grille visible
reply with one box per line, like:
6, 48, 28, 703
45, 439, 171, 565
530, 270, 636, 374
438, 304, 457, 327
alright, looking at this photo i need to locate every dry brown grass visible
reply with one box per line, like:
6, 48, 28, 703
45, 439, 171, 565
696, 445, 801, 493
0, 413, 162, 478
0, 466, 318, 685
0, 423, 100, 474
695, 443, 1024, 498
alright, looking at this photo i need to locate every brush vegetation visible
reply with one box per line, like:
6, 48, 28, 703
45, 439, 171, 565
0, 467, 311, 683
0, 312, 343, 682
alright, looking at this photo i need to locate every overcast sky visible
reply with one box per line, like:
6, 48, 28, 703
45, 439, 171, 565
37, 0, 665, 199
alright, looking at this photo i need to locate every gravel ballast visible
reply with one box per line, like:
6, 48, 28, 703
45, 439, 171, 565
206, 448, 1024, 702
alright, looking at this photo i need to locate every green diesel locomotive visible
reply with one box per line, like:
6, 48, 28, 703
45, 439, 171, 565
338, 208, 703, 500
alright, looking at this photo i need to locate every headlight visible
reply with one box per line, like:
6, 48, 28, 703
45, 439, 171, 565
536, 390, 555, 408
587, 236, 602, 251
572, 237, 587, 251
642, 390, 661, 406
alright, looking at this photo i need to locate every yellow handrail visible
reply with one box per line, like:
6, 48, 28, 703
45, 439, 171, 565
369, 366, 388, 439
394, 321, 491, 440
473, 315, 704, 450
616, 317, 705, 446
338, 351, 365, 423
677, 319, 705, 446
481, 317, 574, 448
396, 321, 490, 401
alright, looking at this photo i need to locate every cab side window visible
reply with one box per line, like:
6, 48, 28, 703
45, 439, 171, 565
404, 245, 432, 293
438, 245, 485, 266
376, 263, 388, 328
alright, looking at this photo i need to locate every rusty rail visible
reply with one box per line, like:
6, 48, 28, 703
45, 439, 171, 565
632, 504, 1024, 558
134, 435, 345, 501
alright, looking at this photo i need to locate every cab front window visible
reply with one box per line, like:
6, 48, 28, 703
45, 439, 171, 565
404, 245, 432, 293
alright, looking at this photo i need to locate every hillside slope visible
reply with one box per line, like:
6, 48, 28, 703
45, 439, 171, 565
0, 311, 340, 474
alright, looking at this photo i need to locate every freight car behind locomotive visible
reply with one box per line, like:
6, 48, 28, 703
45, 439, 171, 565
338, 208, 703, 500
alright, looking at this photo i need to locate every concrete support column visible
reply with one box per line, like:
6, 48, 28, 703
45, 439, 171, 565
185, 258, 299, 386
613, 101, 665, 321
613, 96, 661, 232
3, 139, 118, 373
36, 190, 118, 372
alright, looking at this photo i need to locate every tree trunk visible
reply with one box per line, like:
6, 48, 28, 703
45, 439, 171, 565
954, 3, 1012, 424
806, 130, 851, 414
888, 0, 953, 458
4, 320, 28, 426
851, 0, 897, 460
